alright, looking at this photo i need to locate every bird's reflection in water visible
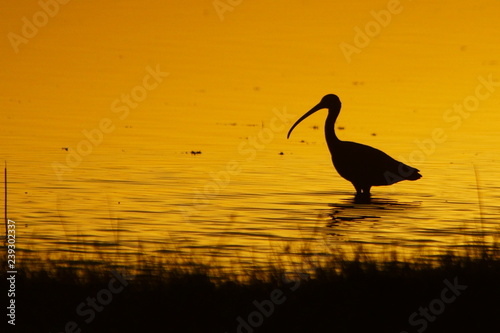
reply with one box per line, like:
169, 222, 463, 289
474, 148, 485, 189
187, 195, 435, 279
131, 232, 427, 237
329, 196, 418, 224
323, 196, 421, 253
326, 196, 420, 226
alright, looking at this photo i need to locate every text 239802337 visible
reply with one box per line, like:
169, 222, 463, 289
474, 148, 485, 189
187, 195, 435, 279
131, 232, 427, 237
6, 219, 17, 326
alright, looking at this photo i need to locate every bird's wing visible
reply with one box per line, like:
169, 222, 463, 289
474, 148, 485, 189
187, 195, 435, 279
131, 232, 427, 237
335, 142, 420, 185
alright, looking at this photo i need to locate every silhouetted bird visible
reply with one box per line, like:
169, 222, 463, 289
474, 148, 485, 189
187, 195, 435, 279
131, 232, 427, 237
287, 94, 421, 198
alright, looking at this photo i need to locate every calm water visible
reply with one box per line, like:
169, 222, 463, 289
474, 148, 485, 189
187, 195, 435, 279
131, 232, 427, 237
3, 111, 499, 271
1, 0, 499, 272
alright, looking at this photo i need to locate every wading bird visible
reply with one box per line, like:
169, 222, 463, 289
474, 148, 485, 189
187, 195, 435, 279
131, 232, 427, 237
287, 94, 421, 198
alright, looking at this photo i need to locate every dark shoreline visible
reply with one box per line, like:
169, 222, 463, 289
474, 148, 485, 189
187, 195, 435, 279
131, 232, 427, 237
4, 244, 500, 333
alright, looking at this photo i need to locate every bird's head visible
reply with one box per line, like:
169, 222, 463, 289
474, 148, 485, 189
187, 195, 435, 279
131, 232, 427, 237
287, 94, 341, 139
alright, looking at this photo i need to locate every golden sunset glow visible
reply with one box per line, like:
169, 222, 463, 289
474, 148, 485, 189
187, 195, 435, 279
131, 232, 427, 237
1, 0, 500, 270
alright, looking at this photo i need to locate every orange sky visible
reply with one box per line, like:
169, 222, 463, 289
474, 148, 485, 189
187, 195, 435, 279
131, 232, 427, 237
1, 0, 499, 155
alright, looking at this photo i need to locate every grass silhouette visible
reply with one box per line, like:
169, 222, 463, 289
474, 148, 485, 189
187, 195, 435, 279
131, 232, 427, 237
4, 239, 500, 333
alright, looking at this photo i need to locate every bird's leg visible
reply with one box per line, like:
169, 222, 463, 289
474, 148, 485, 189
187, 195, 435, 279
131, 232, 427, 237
362, 186, 371, 196
353, 185, 371, 203
353, 184, 362, 195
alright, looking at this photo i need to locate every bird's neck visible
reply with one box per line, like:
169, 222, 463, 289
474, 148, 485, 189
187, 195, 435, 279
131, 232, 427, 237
325, 109, 341, 152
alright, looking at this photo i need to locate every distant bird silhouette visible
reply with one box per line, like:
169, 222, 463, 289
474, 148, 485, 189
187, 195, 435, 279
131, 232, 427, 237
287, 94, 421, 198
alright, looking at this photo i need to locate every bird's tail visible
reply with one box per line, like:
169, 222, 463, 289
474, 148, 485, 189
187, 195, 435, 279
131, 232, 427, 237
384, 165, 422, 185
407, 171, 422, 180
405, 167, 422, 181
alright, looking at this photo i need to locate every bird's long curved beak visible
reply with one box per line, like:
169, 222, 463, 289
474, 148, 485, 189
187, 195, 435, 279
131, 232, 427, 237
287, 103, 324, 139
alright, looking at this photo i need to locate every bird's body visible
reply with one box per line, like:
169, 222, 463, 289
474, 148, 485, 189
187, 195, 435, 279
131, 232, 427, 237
287, 94, 421, 197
